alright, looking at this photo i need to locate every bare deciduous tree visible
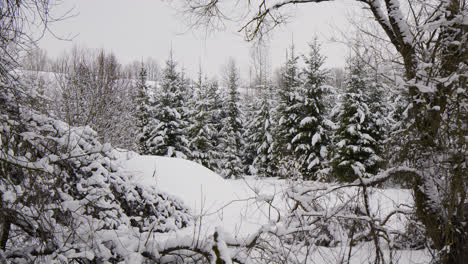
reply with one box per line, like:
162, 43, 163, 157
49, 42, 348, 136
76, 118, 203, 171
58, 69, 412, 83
50, 47, 138, 150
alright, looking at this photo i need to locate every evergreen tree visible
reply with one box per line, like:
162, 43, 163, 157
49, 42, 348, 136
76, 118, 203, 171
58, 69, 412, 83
249, 86, 279, 177
189, 71, 219, 171
219, 60, 243, 178
206, 79, 226, 175
367, 62, 391, 166
135, 63, 151, 154
241, 89, 257, 175
291, 40, 331, 180
276, 43, 302, 178
144, 51, 191, 159
331, 56, 384, 182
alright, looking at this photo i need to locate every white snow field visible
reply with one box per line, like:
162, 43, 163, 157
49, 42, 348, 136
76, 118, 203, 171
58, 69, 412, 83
120, 153, 431, 263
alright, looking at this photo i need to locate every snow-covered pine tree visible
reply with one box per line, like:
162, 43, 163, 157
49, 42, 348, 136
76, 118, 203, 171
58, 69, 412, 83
248, 84, 278, 177
218, 59, 243, 179
331, 56, 384, 182
178, 65, 193, 101
276, 43, 302, 178
240, 86, 257, 175
291, 40, 331, 180
135, 63, 152, 154
144, 51, 191, 159
205, 79, 226, 175
188, 69, 219, 171
366, 58, 390, 169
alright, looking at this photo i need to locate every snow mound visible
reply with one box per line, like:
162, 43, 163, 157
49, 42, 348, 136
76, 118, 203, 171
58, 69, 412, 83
124, 156, 236, 212
122, 155, 280, 236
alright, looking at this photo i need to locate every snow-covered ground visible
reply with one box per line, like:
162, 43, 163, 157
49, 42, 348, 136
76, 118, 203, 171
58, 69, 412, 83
119, 152, 430, 263
122, 154, 282, 237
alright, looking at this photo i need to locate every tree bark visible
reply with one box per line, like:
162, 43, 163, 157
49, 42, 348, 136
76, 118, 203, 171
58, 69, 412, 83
0, 214, 10, 251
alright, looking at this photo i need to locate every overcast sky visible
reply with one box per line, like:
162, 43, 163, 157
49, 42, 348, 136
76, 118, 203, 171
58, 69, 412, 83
39, 0, 360, 80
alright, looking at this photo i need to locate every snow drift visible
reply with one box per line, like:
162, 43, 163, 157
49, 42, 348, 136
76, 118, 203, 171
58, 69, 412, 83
122, 155, 279, 236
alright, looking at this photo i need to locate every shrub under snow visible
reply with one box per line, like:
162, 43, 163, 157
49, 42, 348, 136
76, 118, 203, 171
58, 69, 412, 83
0, 83, 191, 263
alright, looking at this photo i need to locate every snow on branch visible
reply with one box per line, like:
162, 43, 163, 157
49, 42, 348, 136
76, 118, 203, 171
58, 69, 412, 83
352, 166, 421, 186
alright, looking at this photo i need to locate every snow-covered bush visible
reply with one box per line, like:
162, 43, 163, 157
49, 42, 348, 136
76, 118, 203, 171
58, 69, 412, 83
283, 183, 372, 248
0, 83, 191, 263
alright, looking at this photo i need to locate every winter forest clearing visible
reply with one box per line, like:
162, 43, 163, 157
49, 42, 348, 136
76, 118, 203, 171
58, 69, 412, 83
1, 0, 467, 264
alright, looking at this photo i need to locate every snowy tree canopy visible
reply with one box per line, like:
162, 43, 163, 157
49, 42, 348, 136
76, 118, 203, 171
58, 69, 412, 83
143, 52, 192, 159
331, 56, 385, 182
290, 40, 331, 180
218, 59, 244, 179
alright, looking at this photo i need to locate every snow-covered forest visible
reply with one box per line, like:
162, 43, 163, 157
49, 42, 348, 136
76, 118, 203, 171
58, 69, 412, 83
1, 0, 467, 263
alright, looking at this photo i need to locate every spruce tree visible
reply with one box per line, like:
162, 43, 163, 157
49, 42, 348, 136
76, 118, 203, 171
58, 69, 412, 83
206, 79, 226, 175
241, 89, 257, 175
250, 86, 279, 177
291, 40, 331, 180
144, 51, 191, 159
219, 60, 243, 179
276, 44, 302, 178
189, 72, 219, 171
135, 63, 152, 154
331, 56, 384, 182
367, 62, 390, 165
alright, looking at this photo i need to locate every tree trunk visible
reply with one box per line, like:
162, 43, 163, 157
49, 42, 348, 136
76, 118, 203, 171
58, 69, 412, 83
391, 0, 468, 263
0, 214, 10, 251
